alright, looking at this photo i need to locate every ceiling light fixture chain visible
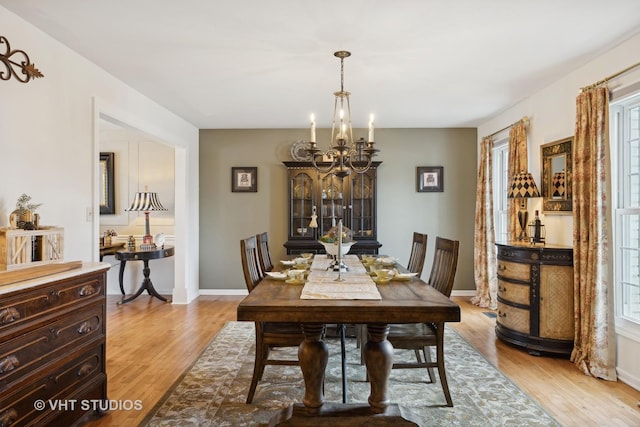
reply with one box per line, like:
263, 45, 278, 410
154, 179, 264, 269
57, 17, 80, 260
306, 51, 378, 178
0, 35, 44, 83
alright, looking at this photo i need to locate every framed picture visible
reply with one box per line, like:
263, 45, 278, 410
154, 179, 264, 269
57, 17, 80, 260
99, 152, 115, 214
417, 166, 444, 192
232, 167, 258, 192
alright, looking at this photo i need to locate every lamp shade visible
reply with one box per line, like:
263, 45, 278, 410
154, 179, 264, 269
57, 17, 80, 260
126, 192, 167, 212
507, 171, 540, 199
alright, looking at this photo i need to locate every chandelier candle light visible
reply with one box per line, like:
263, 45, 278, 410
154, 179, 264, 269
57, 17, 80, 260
306, 51, 379, 178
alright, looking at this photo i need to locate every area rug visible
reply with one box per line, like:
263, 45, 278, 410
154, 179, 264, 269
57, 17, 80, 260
143, 322, 559, 426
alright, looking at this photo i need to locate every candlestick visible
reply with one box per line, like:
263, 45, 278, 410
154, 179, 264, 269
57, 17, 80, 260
310, 114, 316, 142
368, 114, 375, 141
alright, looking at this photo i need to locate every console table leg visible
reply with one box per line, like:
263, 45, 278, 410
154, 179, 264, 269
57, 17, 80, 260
299, 323, 328, 410
364, 323, 392, 412
118, 260, 126, 295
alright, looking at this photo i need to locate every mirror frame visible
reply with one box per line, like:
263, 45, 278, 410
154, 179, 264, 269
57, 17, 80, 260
540, 136, 572, 214
99, 152, 115, 214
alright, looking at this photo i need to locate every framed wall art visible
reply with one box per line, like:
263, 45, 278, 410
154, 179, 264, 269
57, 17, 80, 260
99, 152, 115, 214
231, 167, 258, 192
417, 166, 444, 192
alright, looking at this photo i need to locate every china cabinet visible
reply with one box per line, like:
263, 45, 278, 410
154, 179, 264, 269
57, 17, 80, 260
284, 161, 382, 255
495, 242, 574, 356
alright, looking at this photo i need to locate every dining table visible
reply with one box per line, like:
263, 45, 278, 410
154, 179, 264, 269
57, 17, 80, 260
236, 254, 461, 425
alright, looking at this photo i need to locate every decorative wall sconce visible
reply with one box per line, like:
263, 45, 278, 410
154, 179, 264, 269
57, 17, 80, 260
1, 35, 44, 83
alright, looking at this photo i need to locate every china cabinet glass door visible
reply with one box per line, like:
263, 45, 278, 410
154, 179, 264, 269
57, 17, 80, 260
319, 173, 345, 236
350, 172, 375, 239
290, 171, 314, 238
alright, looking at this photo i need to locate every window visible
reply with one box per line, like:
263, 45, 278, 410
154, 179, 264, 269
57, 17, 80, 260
493, 139, 509, 243
612, 92, 640, 326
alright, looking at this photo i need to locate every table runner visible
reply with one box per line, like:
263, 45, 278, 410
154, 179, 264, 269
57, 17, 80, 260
300, 254, 382, 300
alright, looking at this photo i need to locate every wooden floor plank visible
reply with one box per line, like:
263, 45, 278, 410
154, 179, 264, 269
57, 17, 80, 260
83, 295, 640, 427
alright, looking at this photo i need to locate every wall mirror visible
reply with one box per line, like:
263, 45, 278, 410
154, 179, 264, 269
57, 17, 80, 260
540, 137, 572, 213
100, 152, 115, 214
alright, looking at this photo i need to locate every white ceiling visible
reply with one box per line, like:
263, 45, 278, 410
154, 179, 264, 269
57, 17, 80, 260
3, 1, 640, 129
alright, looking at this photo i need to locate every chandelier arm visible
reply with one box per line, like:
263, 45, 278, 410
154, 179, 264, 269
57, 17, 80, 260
310, 150, 339, 174
345, 148, 373, 174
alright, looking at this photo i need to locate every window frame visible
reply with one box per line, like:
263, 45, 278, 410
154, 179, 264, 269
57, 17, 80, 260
611, 92, 640, 339
492, 138, 509, 243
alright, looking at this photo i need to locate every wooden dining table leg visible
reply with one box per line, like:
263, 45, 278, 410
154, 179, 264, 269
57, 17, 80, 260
299, 323, 328, 410
364, 323, 393, 412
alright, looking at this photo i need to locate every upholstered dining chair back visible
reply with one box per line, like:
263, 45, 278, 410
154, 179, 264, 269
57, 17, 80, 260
407, 232, 428, 277
240, 235, 263, 293
427, 236, 460, 298
256, 231, 274, 273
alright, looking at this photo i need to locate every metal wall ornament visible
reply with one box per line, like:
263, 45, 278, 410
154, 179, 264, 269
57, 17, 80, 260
1, 35, 44, 83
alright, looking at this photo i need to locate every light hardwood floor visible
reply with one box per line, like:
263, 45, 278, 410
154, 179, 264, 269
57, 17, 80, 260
85, 295, 640, 427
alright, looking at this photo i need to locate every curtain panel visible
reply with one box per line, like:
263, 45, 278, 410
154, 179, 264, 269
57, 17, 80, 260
472, 137, 497, 309
571, 86, 617, 381
507, 121, 529, 241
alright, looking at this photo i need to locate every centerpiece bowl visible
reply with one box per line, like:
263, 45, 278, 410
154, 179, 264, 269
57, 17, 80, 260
319, 240, 356, 257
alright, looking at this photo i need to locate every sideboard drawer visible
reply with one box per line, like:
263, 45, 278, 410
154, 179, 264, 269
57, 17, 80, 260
0, 302, 104, 391
0, 344, 105, 427
0, 272, 104, 339
498, 279, 530, 305
497, 301, 530, 334
497, 260, 530, 282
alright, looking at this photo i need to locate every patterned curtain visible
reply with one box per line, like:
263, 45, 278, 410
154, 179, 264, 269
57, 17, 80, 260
472, 137, 497, 309
571, 86, 617, 381
507, 120, 529, 241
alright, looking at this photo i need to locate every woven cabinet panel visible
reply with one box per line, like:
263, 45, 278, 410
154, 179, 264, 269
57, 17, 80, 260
498, 279, 529, 305
539, 265, 574, 340
497, 301, 530, 334
497, 260, 530, 281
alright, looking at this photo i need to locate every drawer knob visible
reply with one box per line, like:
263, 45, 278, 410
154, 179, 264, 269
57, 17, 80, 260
498, 286, 507, 293
498, 265, 507, 271
498, 311, 507, 318
0, 409, 18, 427
0, 355, 20, 374
79, 284, 97, 297
78, 322, 93, 334
77, 363, 94, 377
0, 307, 20, 325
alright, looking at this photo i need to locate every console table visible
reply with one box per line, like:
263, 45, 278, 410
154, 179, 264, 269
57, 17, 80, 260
495, 242, 574, 356
115, 246, 174, 304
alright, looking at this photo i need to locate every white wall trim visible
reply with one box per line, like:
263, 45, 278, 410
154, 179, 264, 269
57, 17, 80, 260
199, 289, 248, 296
451, 290, 476, 298
616, 366, 640, 392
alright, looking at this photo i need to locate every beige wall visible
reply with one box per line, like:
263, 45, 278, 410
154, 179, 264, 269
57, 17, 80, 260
199, 128, 477, 292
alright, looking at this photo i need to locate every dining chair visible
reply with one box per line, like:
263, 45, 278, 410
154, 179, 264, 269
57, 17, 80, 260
256, 231, 274, 273
407, 232, 428, 277
240, 235, 304, 403
383, 236, 459, 406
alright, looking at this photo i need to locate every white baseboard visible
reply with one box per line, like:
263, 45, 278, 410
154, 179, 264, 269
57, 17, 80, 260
451, 290, 476, 297
616, 367, 640, 392
199, 288, 248, 296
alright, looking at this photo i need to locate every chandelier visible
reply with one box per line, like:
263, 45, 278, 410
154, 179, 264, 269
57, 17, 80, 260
306, 51, 378, 178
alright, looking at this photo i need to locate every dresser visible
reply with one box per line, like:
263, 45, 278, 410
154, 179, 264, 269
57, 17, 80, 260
495, 242, 574, 356
0, 263, 109, 427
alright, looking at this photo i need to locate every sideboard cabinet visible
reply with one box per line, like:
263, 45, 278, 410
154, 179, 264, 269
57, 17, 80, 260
284, 161, 382, 255
495, 242, 574, 356
0, 264, 109, 426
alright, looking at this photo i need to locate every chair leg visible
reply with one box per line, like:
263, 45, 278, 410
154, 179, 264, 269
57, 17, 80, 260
413, 349, 423, 363
246, 336, 265, 403
435, 324, 453, 407
339, 324, 347, 403
423, 347, 435, 383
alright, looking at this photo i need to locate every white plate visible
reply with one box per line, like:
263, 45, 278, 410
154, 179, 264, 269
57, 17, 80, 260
266, 272, 288, 280
280, 260, 295, 266
377, 256, 397, 266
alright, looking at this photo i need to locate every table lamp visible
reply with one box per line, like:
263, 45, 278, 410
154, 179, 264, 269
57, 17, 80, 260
126, 191, 167, 246
507, 171, 540, 241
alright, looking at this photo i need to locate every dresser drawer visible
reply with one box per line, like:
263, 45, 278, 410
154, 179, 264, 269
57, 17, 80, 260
0, 303, 104, 391
497, 301, 530, 334
497, 260, 530, 282
0, 345, 105, 427
0, 271, 104, 339
497, 279, 530, 305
